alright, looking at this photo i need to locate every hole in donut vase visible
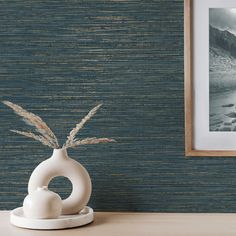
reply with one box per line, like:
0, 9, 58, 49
48, 176, 72, 200
27, 148, 92, 215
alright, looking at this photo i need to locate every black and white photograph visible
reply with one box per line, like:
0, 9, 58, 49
185, 1, 236, 155
209, 8, 236, 131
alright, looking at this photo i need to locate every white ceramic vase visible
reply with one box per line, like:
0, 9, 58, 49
23, 186, 62, 219
28, 148, 92, 215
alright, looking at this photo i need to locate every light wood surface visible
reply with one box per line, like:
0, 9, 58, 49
2, 211, 236, 236
184, 0, 236, 156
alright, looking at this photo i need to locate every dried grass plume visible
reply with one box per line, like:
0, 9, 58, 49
68, 137, 116, 148
10, 130, 56, 149
3, 101, 116, 149
64, 103, 103, 148
3, 101, 59, 149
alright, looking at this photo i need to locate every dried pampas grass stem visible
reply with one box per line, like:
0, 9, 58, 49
4, 101, 116, 150
10, 130, 56, 149
68, 137, 116, 148
64, 104, 102, 148
3, 101, 59, 148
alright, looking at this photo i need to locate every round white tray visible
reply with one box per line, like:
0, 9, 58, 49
10, 206, 94, 230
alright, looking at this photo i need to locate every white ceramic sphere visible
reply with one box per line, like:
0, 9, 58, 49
23, 186, 62, 219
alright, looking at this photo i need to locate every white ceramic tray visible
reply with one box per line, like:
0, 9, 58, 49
10, 206, 94, 230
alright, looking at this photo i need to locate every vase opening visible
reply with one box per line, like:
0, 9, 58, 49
51, 148, 68, 159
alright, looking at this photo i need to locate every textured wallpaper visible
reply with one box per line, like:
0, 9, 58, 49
2, 0, 235, 213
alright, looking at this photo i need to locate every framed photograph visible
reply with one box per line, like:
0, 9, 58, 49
185, 0, 236, 156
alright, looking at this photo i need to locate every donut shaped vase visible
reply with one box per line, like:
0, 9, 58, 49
28, 148, 92, 215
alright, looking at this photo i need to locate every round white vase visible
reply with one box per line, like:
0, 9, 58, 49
23, 186, 62, 219
28, 148, 92, 215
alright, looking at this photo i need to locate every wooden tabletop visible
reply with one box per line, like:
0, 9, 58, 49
2, 211, 236, 235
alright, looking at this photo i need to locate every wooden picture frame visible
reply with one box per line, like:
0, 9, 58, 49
184, 0, 236, 156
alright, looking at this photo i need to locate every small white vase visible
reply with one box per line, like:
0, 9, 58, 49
28, 148, 92, 215
23, 186, 62, 219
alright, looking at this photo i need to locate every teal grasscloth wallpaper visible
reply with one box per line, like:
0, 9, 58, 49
1, 0, 235, 212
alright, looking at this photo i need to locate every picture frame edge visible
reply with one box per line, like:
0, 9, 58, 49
184, 0, 236, 157
184, 0, 195, 155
